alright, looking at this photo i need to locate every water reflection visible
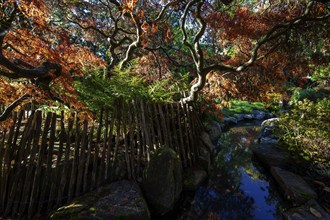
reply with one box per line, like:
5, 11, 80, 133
180, 125, 284, 220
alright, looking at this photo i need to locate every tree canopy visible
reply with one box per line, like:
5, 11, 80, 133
0, 0, 329, 120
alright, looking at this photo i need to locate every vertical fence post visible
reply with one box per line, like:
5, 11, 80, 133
1, 112, 17, 212
37, 113, 57, 214
83, 125, 94, 193
56, 115, 74, 207
76, 119, 88, 196
19, 111, 42, 216
47, 111, 66, 211
105, 108, 115, 181
5, 111, 35, 217
98, 110, 109, 185
122, 102, 132, 180
68, 115, 81, 201
28, 112, 52, 218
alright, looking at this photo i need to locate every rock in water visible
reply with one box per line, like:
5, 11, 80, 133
142, 147, 182, 215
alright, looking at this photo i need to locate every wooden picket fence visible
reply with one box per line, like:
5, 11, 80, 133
0, 99, 203, 219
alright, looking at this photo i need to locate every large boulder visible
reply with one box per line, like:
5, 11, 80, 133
271, 167, 317, 205
142, 147, 182, 215
50, 180, 150, 220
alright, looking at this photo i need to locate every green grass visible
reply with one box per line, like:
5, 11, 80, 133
222, 100, 265, 117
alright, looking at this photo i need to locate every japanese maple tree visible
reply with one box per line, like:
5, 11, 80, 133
0, 0, 329, 122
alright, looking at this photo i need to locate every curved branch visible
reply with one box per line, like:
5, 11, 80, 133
181, 0, 208, 103
180, 0, 199, 63
0, 94, 29, 121
118, 12, 141, 69
0, 55, 62, 79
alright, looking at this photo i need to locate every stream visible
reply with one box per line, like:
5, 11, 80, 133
179, 121, 287, 220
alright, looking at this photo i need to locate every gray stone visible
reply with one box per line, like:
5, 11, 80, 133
206, 121, 222, 143
253, 143, 289, 168
142, 147, 182, 215
266, 112, 277, 119
259, 137, 279, 144
236, 114, 245, 122
271, 167, 317, 205
261, 118, 279, 128
283, 199, 330, 220
201, 131, 216, 152
253, 110, 266, 120
243, 114, 254, 120
183, 169, 207, 191
260, 126, 274, 137
50, 180, 150, 220
224, 117, 238, 125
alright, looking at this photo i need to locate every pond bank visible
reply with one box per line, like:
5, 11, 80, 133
179, 121, 287, 219
182, 114, 330, 220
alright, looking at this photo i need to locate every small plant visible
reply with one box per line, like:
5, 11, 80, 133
276, 98, 330, 164
310, 63, 330, 86
263, 92, 283, 114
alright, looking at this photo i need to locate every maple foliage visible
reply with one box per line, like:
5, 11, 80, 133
0, 0, 329, 126
202, 0, 329, 104
0, 0, 106, 125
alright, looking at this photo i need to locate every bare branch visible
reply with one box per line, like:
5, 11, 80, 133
118, 13, 141, 69
180, 0, 199, 63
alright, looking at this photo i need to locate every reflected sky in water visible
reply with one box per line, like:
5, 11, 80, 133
180, 124, 285, 220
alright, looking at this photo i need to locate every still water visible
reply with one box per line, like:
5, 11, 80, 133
180, 123, 286, 220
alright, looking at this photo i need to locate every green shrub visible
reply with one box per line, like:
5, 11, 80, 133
310, 63, 330, 86
290, 87, 316, 103
73, 65, 188, 112
263, 92, 283, 114
276, 98, 330, 164
290, 86, 330, 103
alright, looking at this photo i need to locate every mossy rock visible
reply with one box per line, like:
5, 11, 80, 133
50, 181, 150, 220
